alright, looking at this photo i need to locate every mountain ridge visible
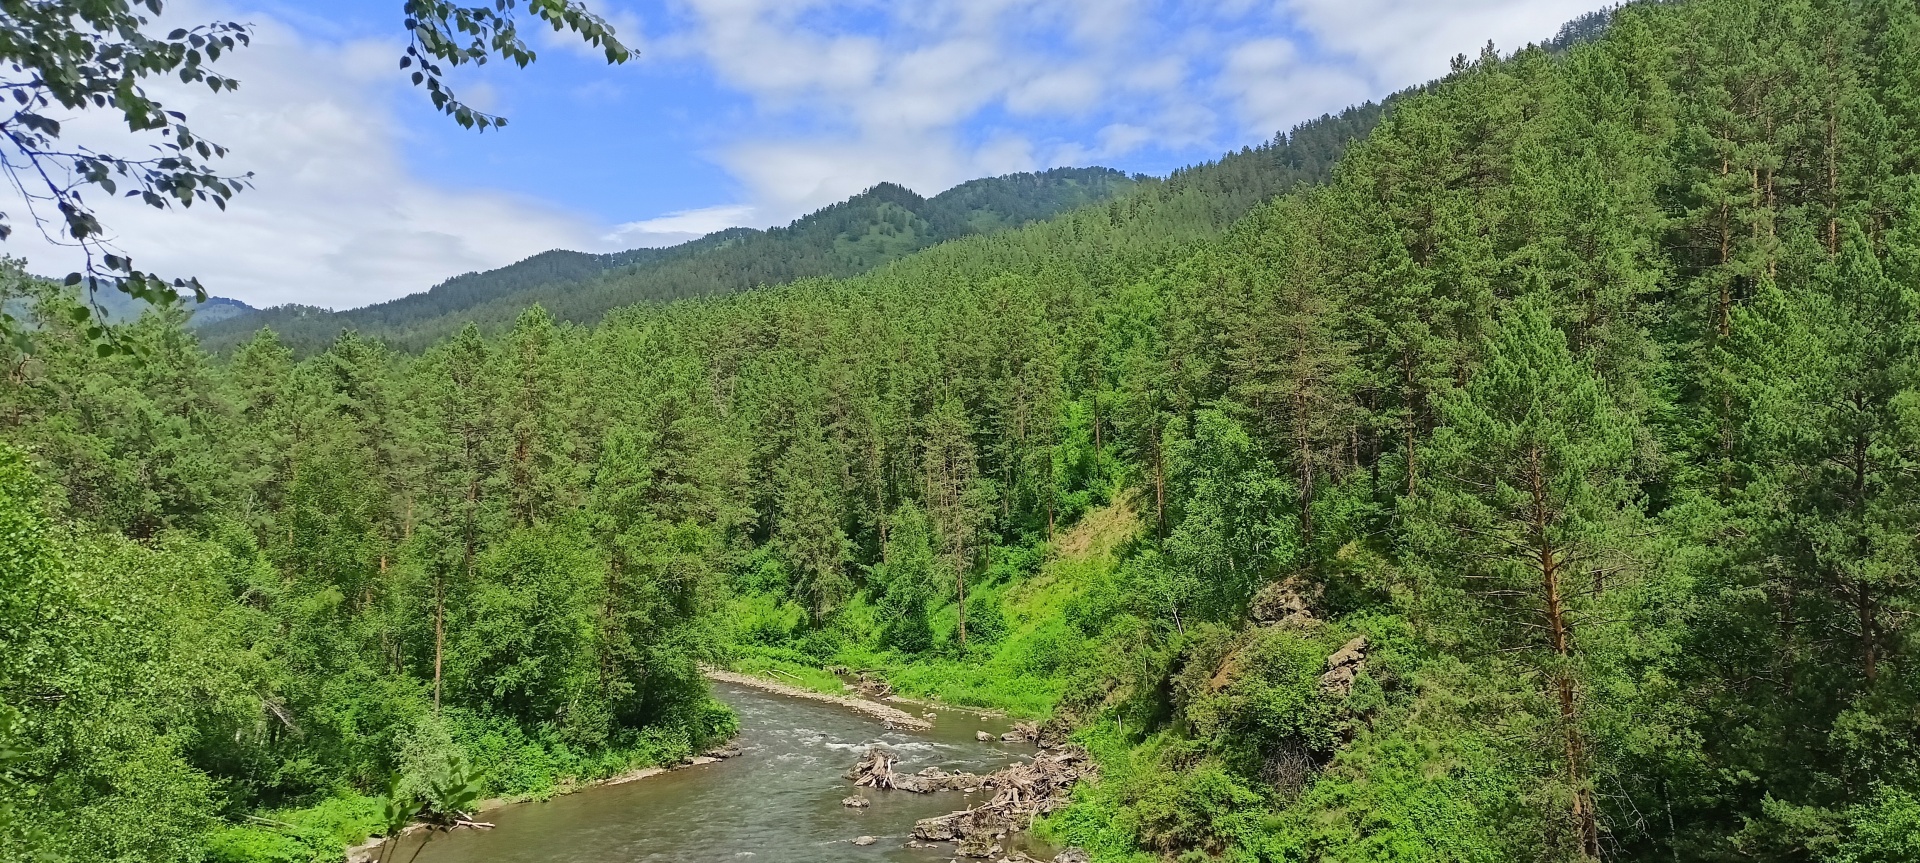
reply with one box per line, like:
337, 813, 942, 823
197, 167, 1144, 354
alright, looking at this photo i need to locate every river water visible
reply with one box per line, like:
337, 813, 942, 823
412, 682, 1051, 862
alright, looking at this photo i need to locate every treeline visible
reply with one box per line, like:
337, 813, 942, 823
4, 0, 1919, 860
195, 167, 1145, 356
0, 89, 1387, 860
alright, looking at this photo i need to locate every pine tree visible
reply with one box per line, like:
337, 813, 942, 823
1408, 297, 1639, 859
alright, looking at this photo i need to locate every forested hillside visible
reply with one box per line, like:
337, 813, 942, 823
194, 167, 1145, 355
4, 0, 1920, 861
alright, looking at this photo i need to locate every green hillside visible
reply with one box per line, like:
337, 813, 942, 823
7, 2, 1920, 863
196, 167, 1147, 354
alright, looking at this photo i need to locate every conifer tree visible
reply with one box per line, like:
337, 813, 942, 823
1409, 297, 1638, 859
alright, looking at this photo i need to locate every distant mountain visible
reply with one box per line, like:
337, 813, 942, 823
2, 282, 255, 328
197, 167, 1143, 355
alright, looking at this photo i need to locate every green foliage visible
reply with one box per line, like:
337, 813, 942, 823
8, 4, 1920, 862
196, 169, 1149, 355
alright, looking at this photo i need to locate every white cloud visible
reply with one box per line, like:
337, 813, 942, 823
0, 1, 604, 309
1006, 68, 1104, 116
0, 0, 1622, 312
664, 0, 1613, 227
1217, 37, 1371, 138
1278, 0, 1609, 87
608, 204, 760, 247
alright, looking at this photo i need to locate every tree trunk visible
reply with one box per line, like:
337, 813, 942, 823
433, 572, 445, 713
1530, 446, 1599, 859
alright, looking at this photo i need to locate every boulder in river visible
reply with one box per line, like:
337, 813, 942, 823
842, 795, 870, 808
999, 722, 1040, 744
703, 742, 743, 759
976, 730, 994, 742
852, 835, 877, 846
957, 836, 1002, 858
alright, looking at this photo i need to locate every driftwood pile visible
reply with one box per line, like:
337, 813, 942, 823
845, 746, 985, 793
845, 743, 1097, 858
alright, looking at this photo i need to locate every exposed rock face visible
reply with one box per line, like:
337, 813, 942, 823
1250, 576, 1322, 628
1319, 636, 1368, 697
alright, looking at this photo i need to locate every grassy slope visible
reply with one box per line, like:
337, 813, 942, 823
724, 495, 1141, 719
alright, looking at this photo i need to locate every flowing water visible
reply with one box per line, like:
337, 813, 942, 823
410, 682, 1052, 862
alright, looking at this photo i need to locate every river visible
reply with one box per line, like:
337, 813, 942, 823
411, 681, 1052, 862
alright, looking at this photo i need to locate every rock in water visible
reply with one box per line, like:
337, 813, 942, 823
957, 836, 1002, 858
912, 816, 957, 841
896, 746, 1096, 848
852, 836, 877, 846
999, 721, 1040, 744
842, 795, 870, 808
976, 730, 993, 742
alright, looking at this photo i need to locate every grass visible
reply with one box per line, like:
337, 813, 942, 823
723, 496, 1141, 720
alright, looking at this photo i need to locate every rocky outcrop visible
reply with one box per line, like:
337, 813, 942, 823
1052, 849, 1092, 863
1319, 636, 1368, 697
1249, 576, 1322, 628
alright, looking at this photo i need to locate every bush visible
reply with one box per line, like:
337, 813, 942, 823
963, 591, 1010, 647
202, 794, 384, 863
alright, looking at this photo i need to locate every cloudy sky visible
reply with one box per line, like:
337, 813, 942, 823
2, 0, 1610, 309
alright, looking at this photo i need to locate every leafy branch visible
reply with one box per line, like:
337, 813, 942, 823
0, 1, 633, 357
0, 0, 254, 355
401, 0, 632, 131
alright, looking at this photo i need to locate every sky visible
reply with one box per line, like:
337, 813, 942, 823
3, 0, 1612, 310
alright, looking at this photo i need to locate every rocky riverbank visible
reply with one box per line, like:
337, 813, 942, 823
844, 742, 1096, 859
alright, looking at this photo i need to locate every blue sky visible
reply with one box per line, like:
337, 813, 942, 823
4, 0, 1611, 308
